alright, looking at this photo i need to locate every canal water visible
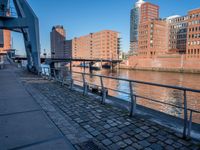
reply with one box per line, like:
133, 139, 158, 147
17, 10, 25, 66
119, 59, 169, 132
72, 67, 200, 124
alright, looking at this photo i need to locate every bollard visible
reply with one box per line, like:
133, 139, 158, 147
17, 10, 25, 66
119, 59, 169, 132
129, 81, 136, 117
101, 88, 108, 104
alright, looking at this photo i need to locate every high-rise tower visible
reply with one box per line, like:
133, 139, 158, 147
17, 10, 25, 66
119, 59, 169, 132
130, 0, 145, 55
50, 25, 66, 59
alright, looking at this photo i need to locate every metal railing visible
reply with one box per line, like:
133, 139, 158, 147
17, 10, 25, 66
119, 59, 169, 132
40, 67, 200, 139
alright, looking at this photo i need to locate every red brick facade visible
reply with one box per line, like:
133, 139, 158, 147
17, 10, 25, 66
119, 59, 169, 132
128, 3, 200, 72
0, 30, 11, 54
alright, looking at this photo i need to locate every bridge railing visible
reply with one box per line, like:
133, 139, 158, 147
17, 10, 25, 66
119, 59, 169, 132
41, 67, 200, 139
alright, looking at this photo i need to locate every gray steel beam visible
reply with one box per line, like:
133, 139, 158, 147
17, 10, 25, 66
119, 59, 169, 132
0, 0, 41, 73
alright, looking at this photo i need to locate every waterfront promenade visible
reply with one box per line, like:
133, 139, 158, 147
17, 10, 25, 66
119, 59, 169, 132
0, 63, 75, 150
0, 63, 200, 150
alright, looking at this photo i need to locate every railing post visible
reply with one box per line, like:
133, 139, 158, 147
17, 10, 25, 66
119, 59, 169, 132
48, 68, 52, 80
53, 69, 57, 81
69, 68, 74, 90
129, 81, 136, 117
82, 73, 88, 95
100, 76, 107, 104
44, 68, 48, 79
70, 79, 74, 90
183, 90, 188, 139
187, 110, 193, 138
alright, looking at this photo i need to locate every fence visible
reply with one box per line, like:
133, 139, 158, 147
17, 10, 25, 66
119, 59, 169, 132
41, 67, 200, 139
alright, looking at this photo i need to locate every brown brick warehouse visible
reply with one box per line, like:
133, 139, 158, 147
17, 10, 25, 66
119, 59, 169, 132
127, 1, 200, 72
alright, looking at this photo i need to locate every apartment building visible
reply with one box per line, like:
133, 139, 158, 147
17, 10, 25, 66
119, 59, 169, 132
138, 19, 168, 58
167, 16, 188, 54
72, 30, 120, 60
187, 8, 200, 59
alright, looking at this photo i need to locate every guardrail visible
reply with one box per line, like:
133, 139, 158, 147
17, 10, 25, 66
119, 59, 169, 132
40, 67, 200, 139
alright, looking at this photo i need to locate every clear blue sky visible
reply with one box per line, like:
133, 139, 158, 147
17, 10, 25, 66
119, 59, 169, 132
12, 0, 200, 55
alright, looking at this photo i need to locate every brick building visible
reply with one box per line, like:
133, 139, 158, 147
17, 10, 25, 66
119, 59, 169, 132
138, 19, 168, 58
138, 2, 166, 58
72, 30, 120, 60
140, 2, 159, 24
187, 9, 200, 59
128, 7, 200, 72
167, 16, 188, 54
0, 29, 11, 54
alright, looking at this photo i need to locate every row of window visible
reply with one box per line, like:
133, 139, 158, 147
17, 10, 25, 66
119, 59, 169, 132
188, 20, 200, 25
171, 23, 188, 29
189, 13, 200, 19
188, 41, 200, 45
188, 49, 200, 55
188, 34, 200, 39
189, 26, 200, 32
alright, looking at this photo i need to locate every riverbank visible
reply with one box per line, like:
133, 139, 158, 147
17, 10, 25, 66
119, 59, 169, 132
126, 54, 200, 74
119, 66, 200, 74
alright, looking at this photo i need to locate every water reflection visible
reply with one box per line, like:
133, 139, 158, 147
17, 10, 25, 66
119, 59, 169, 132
72, 67, 200, 123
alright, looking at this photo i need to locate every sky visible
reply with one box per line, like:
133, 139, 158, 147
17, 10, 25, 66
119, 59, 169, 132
12, 0, 200, 55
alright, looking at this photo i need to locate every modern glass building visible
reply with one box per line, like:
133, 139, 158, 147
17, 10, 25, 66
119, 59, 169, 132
130, 0, 145, 54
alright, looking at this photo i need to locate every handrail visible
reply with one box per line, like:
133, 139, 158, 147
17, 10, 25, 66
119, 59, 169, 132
41, 66, 200, 139
72, 71, 200, 93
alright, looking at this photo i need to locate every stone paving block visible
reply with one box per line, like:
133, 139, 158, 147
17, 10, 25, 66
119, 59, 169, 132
150, 143, 163, 150
102, 139, 112, 146
124, 139, 133, 145
116, 141, 127, 148
132, 143, 143, 149
138, 140, 151, 147
111, 136, 122, 143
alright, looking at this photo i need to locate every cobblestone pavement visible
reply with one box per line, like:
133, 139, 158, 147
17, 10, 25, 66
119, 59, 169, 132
19, 71, 200, 150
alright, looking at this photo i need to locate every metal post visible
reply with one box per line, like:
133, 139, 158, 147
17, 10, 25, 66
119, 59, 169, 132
187, 110, 193, 138
129, 81, 136, 116
53, 69, 57, 81
183, 90, 188, 139
70, 79, 74, 90
100, 59, 103, 70
48, 68, 51, 80
70, 61, 72, 72
83, 61, 86, 73
82, 73, 88, 95
100, 76, 106, 104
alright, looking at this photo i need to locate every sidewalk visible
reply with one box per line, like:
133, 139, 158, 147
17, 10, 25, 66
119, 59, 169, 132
0, 64, 75, 150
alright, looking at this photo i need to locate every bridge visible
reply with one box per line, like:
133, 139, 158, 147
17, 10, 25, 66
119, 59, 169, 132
13, 56, 122, 63
14, 56, 123, 71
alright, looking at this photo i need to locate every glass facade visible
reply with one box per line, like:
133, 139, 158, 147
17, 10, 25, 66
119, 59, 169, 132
130, 7, 139, 42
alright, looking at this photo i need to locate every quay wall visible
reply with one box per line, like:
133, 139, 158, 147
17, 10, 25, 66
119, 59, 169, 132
121, 55, 200, 73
